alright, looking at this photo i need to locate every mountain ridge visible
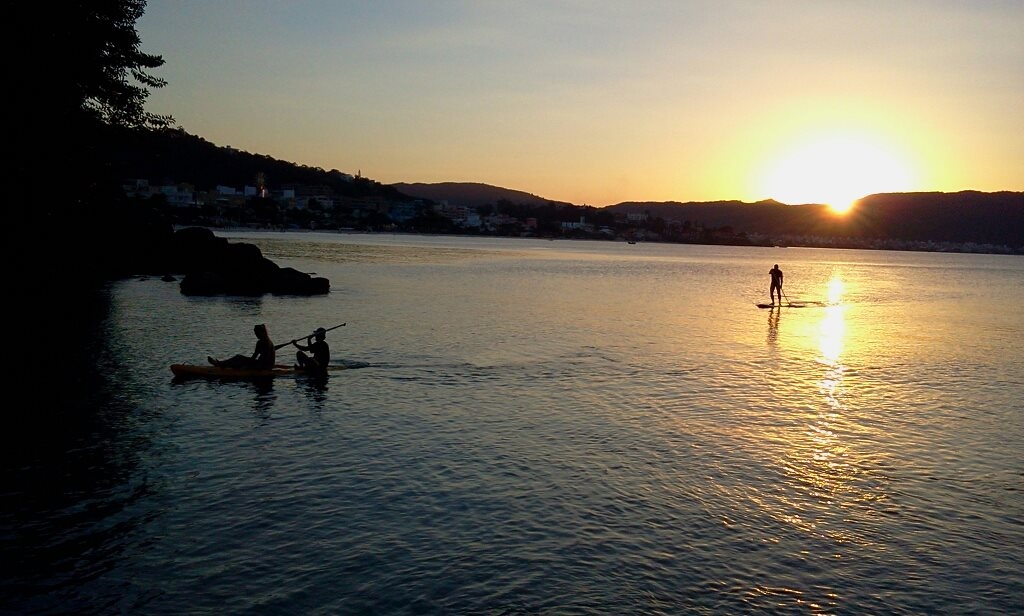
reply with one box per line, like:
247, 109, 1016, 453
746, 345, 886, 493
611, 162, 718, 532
393, 181, 1024, 248
113, 127, 1024, 249
390, 182, 573, 208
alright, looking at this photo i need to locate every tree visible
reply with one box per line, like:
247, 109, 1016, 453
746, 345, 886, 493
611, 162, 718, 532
9, 0, 175, 285
12, 1, 172, 212
12, 0, 171, 133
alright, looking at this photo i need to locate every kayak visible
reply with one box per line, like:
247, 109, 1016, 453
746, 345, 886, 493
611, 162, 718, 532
170, 363, 345, 379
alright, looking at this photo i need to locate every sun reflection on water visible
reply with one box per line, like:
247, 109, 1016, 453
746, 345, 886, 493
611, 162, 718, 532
763, 273, 878, 548
826, 276, 845, 305
819, 306, 845, 368
811, 274, 843, 485
819, 275, 847, 367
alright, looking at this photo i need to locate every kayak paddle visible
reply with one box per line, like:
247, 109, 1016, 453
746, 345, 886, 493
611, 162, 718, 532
275, 322, 346, 350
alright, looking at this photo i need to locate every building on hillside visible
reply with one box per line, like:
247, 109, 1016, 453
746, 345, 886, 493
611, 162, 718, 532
122, 179, 197, 207
561, 216, 593, 232
388, 202, 419, 222
156, 183, 197, 207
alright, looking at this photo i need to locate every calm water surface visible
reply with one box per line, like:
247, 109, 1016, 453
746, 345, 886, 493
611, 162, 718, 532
3, 233, 1022, 615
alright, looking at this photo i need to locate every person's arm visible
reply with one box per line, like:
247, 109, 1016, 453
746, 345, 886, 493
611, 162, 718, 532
294, 336, 312, 351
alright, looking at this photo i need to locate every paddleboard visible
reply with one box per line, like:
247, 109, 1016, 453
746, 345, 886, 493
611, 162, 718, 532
756, 302, 808, 309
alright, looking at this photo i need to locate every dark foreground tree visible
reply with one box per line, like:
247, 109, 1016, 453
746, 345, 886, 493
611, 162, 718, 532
9, 0, 174, 283
11, 0, 170, 135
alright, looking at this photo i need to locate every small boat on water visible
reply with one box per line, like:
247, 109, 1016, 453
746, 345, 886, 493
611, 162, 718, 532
170, 363, 348, 380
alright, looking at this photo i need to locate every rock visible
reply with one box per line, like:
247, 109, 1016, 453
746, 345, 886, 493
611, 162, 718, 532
272, 267, 331, 295
173, 227, 330, 296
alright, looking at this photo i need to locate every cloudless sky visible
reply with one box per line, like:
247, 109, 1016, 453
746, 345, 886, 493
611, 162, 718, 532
138, 1, 1023, 207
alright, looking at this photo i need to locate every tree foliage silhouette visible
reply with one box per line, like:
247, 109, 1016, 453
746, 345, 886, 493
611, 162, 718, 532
12, 0, 171, 132
12, 1, 171, 209
9, 0, 174, 281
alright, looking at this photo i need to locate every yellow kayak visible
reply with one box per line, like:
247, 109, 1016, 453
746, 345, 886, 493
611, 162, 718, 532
170, 363, 344, 379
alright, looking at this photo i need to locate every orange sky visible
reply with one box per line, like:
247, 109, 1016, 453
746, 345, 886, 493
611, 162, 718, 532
138, 1, 1024, 208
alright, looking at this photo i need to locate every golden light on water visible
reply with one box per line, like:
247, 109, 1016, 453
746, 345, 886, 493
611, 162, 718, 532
819, 276, 847, 365
753, 271, 891, 546
815, 275, 847, 503
826, 276, 845, 305
774, 274, 858, 541
819, 307, 846, 367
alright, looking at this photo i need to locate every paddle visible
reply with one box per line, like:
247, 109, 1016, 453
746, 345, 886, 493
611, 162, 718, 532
780, 289, 814, 308
274, 323, 346, 350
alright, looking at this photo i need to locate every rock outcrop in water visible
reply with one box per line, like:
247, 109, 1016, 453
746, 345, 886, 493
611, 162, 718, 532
171, 227, 329, 296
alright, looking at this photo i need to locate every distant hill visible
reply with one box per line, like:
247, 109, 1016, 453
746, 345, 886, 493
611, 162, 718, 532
109, 127, 1023, 249
107, 126, 412, 201
606, 192, 1024, 248
390, 182, 571, 208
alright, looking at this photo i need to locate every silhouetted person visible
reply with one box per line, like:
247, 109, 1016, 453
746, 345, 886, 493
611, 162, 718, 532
769, 264, 784, 305
209, 323, 276, 369
294, 327, 330, 373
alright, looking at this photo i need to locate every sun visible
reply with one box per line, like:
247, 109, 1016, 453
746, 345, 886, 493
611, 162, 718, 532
756, 132, 917, 213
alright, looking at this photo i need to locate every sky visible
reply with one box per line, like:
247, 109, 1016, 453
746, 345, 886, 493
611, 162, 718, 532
137, 1, 1024, 209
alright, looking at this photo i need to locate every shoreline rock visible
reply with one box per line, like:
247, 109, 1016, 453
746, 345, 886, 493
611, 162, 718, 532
172, 227, 329, 296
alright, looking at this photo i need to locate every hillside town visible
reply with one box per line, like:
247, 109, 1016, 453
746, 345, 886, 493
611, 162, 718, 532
121, 175, 756, 246
122, 176, 1021, 255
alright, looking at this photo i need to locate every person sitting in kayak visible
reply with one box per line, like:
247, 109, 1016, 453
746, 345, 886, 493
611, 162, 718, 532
294, 327, 330, 373
208, 323, 276, 370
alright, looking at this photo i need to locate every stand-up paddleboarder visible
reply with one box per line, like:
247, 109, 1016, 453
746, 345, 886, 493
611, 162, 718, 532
769, 264, 784, 305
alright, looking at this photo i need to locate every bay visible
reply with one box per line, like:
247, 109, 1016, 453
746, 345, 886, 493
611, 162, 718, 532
3, 232, 1022, 615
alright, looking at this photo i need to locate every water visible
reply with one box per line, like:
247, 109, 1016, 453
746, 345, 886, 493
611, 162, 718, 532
3, 232, 1022, 615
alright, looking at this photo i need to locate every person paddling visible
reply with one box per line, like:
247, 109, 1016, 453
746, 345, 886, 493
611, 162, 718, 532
294, 327, 330, 373
769, 264, 784, 305
208, 323, 276, 370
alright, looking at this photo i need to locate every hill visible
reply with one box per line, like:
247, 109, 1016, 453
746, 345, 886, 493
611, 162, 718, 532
606, 192, 1024, 248
107, 127, 1023, 250
107, 126, 413, 202
390, 182, 570, 208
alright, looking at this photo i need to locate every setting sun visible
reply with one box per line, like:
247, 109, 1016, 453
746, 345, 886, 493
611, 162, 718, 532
756, 132, 918, 213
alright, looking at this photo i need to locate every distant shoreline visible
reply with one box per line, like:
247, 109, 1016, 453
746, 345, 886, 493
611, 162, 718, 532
197, 225, 1023, 257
